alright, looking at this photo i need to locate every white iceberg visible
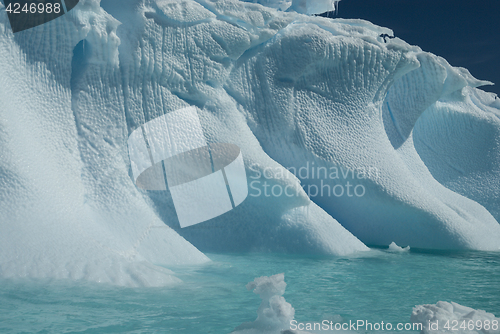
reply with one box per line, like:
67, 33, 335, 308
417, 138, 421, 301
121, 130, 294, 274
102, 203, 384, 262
0, 0, 499, 285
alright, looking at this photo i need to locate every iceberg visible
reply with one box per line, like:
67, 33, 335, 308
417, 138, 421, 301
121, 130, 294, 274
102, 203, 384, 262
0, 0, 499, 285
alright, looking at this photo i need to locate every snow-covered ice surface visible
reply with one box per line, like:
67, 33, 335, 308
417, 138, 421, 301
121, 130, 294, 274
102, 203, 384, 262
412, 301, 500, 334
240, 0, 292, 12
287, 0, 339, 15
240, 0, 339, 14
0, 0, 499, 286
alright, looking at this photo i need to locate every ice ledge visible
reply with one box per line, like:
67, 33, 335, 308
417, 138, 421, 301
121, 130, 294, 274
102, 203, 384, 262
240, 0, 340, 15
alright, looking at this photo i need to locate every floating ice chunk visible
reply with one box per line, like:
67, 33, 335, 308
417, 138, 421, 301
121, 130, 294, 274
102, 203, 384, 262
388, 242, 410, 252
233, 274, 296, 334
241, 0, 340, 14
411, 301, 500, 334
233, 274, 348, 333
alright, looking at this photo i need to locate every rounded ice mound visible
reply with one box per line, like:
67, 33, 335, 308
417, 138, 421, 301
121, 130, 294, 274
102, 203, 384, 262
413, 86, 500, 223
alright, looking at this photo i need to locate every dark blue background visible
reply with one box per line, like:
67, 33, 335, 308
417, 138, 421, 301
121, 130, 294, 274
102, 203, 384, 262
332, 0, 499, 96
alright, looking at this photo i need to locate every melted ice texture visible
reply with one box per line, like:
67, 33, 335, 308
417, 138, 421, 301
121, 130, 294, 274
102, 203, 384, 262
0, 0, 499, 286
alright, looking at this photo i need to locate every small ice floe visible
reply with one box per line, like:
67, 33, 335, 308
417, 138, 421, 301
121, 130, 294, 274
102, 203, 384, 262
411, 301, 499, 334
388, 241, 410, 252
232, 273, 303, 334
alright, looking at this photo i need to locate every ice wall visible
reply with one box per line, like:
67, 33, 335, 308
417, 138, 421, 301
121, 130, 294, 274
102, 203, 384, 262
0, 0, 368, 285
96, 0, 368, 255
0, 0, 210, 286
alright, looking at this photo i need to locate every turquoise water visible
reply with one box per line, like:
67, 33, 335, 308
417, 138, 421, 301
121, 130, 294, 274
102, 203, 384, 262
1, 249, 499, 333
